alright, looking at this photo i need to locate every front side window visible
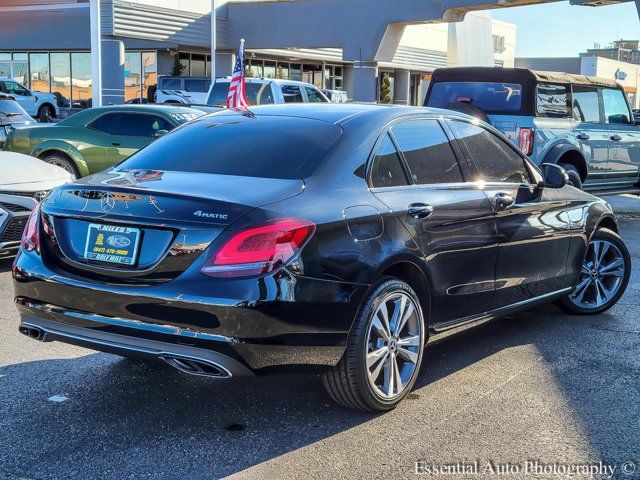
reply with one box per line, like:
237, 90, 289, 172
391, 120, 463, 185
450, 120, 532, 184
304, 86, 327, 103
536, 83, 568, 117
115, 114, 174, 137
370, 133, 408, 188
602, 88, 632, 124
5, 81, 28, 96
572, 86, 600, 123
89, 113, 121, 135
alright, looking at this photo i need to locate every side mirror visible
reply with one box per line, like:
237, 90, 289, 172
154, 129, 169, 138
541, 163, 568, 189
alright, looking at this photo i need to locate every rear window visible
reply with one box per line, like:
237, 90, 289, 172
427, 82, 522, 113
118, 115, 342, 180
0, 98, 31, 124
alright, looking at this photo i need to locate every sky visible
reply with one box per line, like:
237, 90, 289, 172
489, 1, 640, 58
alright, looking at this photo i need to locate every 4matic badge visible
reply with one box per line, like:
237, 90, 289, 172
193, 210, 228, 220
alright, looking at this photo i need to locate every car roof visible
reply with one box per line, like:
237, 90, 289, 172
209, 103, 452, 125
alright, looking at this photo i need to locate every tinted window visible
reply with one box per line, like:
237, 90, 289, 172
161, 78, 181, 90
246, 83, 274, 105
116, 113, 173, 137
304, 86, 327, 103
89, 113, 121, 135
0, 98, 31, 122
119, 115, 342, 179
572, 86, 600, 122
207, 82, 228, 106
536, 83, 568, 117
450, 120, 532, 184
185, 79, 208, 92
391, 120, 463, 185
281, 85, 303, 103
602, 88, 631, 124
428, 82, 522, 112
371, 134, 408, 188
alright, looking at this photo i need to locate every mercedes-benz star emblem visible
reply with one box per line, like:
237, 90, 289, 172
100, 193, 116, 212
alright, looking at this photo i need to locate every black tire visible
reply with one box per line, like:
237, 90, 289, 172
38, 104, 55, 123
559, 228, 631, 315
440, 102, 491, 124
41, 153, 79, 177
322, 278, 426, 411
559, 163, 582, 190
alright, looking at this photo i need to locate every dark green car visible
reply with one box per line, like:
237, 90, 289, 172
2, 105, 205, 177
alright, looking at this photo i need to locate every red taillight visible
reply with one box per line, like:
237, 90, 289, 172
21, 202, 41, 252
201, 218, 316, 278
518, 127, 534, 156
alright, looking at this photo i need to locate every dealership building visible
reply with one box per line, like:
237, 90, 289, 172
0, 0, 516, 108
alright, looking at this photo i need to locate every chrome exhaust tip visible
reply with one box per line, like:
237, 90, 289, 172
161, 355, 231, 379
18, 324, 46, 342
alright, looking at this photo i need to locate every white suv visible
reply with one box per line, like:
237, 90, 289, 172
0, 78, 59, 122
206, 78, 329, 106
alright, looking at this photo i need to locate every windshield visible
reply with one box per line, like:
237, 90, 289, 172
0, 98, 31, 124
427, 82, 523, 113
118, 115, 342, 180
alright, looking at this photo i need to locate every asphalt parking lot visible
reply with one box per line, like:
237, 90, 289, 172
1, 199, 639, 480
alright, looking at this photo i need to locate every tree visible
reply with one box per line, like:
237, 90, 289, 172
171, 54, 186, 77
379, 73, 392, 104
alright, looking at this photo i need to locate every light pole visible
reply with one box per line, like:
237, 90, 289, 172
90, 0, 102, 107
211, 0, 216, 87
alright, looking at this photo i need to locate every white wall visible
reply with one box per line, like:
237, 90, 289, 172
492, 19, 516, 68
582, 56, 640, 108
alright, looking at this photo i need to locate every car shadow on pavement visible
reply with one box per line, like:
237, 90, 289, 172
1, 295, 638, 479
0, 259, 13, 274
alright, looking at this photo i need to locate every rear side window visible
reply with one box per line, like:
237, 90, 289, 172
602, 88, 631, 124
207, 82, 228, 106
450, 120, 532, 184
427, 82, 522, 113
572, 86, 600, 123
281, 85, 304, 103
119, 115, 342, 180
370, 134, 408, 188
536, 84, 568, 117
185, 79, 208, 92
391, 120, 463, 185
245, 83, 274, 105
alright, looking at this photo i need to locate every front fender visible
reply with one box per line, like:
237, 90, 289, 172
30, 141, 89, 177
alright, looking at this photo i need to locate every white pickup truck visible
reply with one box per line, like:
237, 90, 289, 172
0, 78, 59, 122
155, 76, 210, 105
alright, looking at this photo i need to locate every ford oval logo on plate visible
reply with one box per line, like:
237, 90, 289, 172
107, 234, 131, 248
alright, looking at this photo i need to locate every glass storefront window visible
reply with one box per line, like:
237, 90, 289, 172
290, 64, 302, 82
263, 61, 276, 79
50, 53, 71, 108
191, 54, 206, 76
124, 51, 142, 102
142, 51, 157, 101
29, 53, 50, 93
276, 62, 289, 80
12, 53, 28, 85
0, 53, 10, 78
71, 52, 92, 107
248, 60, 263, 78
206, 55, 212, 77
179, 53, 190, 76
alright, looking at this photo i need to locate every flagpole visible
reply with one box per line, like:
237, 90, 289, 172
211, 0, 217, 88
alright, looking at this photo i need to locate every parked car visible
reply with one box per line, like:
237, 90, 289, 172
0, 94, 36, 148
207, 78, 329, 106
155, 76, 211, 105
13, 104, 630, 411
0, 151, 74, 258
322, 89, 349, 103
424, 67, 640, 191
3, 105, 205, 177
0, 77, 59, 123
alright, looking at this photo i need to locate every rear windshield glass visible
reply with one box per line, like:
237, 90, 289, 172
118, 115, 342, 180
0, 98, 31, 123
427, 82, 522, 112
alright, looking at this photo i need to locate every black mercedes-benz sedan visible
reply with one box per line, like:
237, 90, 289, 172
13, 104, 631, 411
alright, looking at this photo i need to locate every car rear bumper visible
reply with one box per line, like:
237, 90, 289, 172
13, 252, 368, 373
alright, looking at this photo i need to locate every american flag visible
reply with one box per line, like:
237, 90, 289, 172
227, 39, 250, 110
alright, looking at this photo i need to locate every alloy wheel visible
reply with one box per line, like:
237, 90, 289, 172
365, 291, 422, 399
569, 239, 626, 309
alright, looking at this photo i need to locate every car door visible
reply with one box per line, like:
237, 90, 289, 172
3, 81, 36, 115
86, 112, 128, 172
106, 112, 174, 165
601, 87, 640, 185
369, 118, 499, 325
448, 118, 574, 306
570, 85, 611, 187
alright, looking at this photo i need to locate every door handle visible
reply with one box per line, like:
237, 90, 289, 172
112, 142, 121, 146
494, 192, 515, 208
610, 134, 622, 142
576, 133, 590, 141
408, 203, 434, 219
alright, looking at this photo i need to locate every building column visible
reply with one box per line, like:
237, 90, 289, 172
393, 68, 410, 105
343, 65, 354, 101
352, 61, 379, 103
101, 40, 125, 105
89, 0, 102, 107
